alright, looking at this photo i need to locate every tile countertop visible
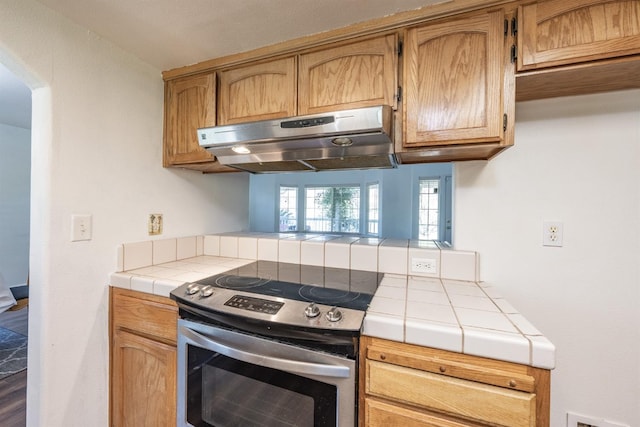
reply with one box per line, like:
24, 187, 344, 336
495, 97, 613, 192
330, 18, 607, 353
109, 233, 555, 370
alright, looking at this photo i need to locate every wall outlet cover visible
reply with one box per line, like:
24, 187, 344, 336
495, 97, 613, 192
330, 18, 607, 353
411, 257, 437, 274
148, 213, 163, 235
543, 221, 563, 247
71, 214, 92, 242
567, 411, 602, 427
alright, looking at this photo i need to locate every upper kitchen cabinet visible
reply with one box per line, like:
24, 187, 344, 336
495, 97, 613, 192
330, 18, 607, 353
298, 34, 399, 115
518, 0, 640, 71
216, 34, 398, 125
164, 73, 215, 165
217, 56, 297, 125
401, 9, 514, 161
164, 73, 237, 172
515, 0, 640, 101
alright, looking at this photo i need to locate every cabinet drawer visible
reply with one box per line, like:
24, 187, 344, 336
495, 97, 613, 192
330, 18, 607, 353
366, 360, 536, 427
365, 397, 474, 427
111, 289, 178, 344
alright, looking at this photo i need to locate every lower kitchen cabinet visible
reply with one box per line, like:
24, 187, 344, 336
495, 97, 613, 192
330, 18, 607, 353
359, 336, 550, 427
110, 288, 178, 427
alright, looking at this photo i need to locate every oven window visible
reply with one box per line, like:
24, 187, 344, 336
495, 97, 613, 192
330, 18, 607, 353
187, 346, 337, 427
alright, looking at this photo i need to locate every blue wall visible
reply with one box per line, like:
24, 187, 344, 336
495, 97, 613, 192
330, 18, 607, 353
249, 163, 453, 239
0, 123, 31, 287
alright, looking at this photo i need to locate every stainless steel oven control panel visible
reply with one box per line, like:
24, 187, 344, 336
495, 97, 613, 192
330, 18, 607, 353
172, 282, 366, 332
224, 295, 284, 315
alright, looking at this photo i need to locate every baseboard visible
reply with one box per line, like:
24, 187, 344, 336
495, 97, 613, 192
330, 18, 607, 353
8, 298, 28, 311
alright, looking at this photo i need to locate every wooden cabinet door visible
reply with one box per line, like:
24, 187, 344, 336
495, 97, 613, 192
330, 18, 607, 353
164, 73, 216, 165
111, 329, 177, 427
298, 34, 398, 115
518, 0, 640, 71
217, 56, 297, 125
403, 10, 505, 147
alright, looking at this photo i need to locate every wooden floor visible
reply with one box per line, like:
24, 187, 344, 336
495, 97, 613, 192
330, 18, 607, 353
0, 306, 28, 427
0, 307, 28, 335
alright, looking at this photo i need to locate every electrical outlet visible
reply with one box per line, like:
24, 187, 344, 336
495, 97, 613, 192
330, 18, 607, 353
148, 213, 163, 235
603, 420, 630, 427
567, 412, 630, 427
568, 412, 602, 427
411, 257, 437, 274
543, 221, 563, 247
71, 214, 92, 242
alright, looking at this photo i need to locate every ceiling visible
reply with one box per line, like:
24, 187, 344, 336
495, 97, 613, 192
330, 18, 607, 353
1, 0, 441, 129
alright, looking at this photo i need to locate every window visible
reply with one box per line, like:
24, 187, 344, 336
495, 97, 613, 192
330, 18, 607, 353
305, 186, 360, 233
418, 179, 439, 240
279, 186, 298, 231
367, 183, 379, 236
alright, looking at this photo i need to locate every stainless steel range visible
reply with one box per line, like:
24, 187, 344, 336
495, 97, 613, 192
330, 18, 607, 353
170, 261, 383, 427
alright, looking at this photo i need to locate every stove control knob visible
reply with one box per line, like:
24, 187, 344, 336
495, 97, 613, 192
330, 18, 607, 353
200, 286, 214, 298
304, 303, 321, 318
326, 307, 343, 322
185, 283, 200, 295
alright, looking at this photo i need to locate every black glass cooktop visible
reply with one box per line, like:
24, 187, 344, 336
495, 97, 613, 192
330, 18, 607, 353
194, 261, 383, 311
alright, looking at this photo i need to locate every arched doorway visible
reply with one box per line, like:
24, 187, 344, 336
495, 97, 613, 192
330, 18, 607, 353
0, 60, 32, 426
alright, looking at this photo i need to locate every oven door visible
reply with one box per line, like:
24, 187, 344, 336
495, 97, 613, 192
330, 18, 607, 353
177, 318, 356, 427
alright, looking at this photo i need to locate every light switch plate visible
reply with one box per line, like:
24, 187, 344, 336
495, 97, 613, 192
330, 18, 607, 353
71, 214, 92, 241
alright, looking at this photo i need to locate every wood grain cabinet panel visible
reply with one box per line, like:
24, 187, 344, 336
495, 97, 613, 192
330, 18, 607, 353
518, 0, 640, 71
110, 288, 178, 427
298, 34, 398, 115
164, 73, 216, 165
112, 291, 178, 343
365, 398, 480, 427
367, 360, 535, 427
402, 9, 507, 148
164, 72, 240, 172
217, 56, 297, 125
112, 329, 177, 427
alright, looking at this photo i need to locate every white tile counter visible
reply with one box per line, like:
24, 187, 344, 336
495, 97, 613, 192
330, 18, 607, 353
110, 232, 555, 370
364, 274, 556, 369
110, 254, 254, 297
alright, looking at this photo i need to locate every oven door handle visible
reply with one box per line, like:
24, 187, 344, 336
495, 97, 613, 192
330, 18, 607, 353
182, 326, 351, 378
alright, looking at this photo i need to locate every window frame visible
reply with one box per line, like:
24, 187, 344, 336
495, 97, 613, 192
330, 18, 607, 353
276, 182, 381, 236
303, 184, 362, 234
365, 182, 380, 237
414, 176, 446, 241
278, 185, 299, 232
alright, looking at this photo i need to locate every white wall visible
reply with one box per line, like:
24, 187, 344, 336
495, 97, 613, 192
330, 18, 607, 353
455, 90, 640, 427
3, 2, 638, 426
0, 0, 249, 426
0, 123, 30, 287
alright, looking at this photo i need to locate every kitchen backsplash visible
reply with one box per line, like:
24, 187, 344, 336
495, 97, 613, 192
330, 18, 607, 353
112, 232, 556, 369
116, 232, 479, 282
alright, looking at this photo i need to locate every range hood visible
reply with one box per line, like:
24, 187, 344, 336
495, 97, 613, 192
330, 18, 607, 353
197, 105, 396, 173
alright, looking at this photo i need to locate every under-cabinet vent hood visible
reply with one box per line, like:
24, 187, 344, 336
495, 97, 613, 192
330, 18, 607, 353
197, 105, 395, 173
